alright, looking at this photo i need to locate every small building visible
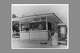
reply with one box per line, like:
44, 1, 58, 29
12, 13, 67, 46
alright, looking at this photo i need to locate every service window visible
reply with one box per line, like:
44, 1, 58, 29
21, 22, 29, 32
29, 21, 46, 31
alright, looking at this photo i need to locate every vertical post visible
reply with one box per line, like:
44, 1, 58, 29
11, 21, 12, 39
19, 21, 21, 33
40, 16, 41, 21
29, 23, 30, 40
19, 21, 21, 39
46, 16, 48, 41
46, 16, 48, 30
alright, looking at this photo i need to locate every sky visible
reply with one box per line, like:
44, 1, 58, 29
11, 4, 69, 25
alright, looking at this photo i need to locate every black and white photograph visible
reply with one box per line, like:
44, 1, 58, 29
11, 4, 69, 49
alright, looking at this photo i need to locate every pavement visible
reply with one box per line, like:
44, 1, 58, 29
11, 38, 67, 49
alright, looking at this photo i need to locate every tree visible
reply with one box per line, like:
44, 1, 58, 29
12, 14, 17, 18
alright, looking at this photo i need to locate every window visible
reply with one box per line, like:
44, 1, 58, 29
12, 21, 19, 32
21, 22, 29, 32
41, 16, 46, 21
33, 18, 40, 21
48, 22, 52, 30
29, 21, 46, 30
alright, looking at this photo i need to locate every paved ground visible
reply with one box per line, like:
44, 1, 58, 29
11, 38, 67, 49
